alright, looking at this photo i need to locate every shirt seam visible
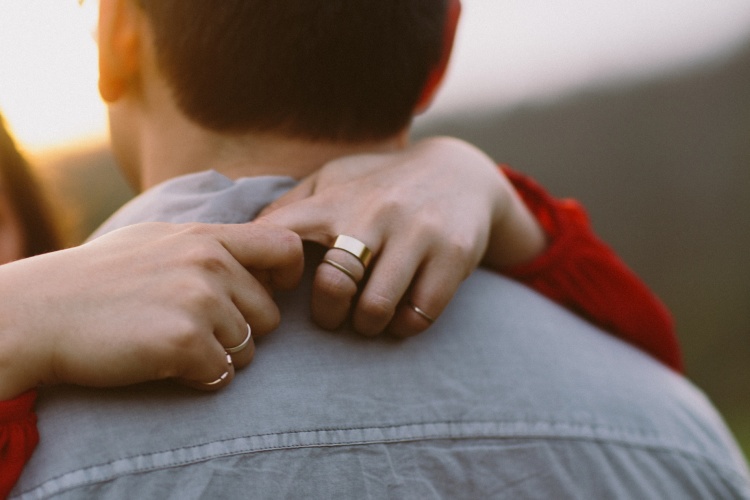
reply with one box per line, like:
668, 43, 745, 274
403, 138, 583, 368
14, 419, 748, 498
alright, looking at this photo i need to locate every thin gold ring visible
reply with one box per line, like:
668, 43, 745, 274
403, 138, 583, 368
226, 324, 252, 354
409, 302, 435, 324
322, 258, 358, 284
332, 235, 373, 268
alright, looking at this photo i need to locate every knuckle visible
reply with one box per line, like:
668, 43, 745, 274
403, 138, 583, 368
377, 192, 409, 220
180, 277, 222, 310
409, 211, 453, 245
184, 244, 231, 275
199, 253, 231, 275
315, 266, 357, 299
276, 230, 304, 260
416, 211, 444, 234
253, 307, 280, 336
442, 235, 477, 277
165, 318, 206, 356
358, 292, 397, 323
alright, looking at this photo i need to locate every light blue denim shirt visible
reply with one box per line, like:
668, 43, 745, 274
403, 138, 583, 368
13, 171, 750, 499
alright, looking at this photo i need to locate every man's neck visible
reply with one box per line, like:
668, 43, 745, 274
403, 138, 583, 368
135, 109, 404, 190
113, 69, 406, 191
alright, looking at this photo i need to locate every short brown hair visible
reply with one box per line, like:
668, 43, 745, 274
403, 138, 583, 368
138, 0, 448, 142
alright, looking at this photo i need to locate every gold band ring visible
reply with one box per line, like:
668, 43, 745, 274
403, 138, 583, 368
322, 258, 358, 284
409, 302, 435, 324
332, 235, 373, 268
226, 324, 252, 354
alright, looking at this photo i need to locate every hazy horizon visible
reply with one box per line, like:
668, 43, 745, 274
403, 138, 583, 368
425, 0, 750, 121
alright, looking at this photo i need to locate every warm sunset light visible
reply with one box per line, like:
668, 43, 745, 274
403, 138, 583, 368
0, 1, 105, 152
1, 1, 748, 154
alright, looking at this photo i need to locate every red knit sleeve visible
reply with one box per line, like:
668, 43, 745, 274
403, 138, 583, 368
0, 390, 39, 499
500, 165, 683, 372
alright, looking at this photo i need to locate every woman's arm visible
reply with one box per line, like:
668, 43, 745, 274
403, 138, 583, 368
499, 166, 681, 371
258, 137, 682, 370
0, 221, 302, 400
0, 221, 302, 497
257, 137, 539, 336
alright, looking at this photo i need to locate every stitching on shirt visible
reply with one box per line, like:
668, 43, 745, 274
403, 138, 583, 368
14, 419, 748, 498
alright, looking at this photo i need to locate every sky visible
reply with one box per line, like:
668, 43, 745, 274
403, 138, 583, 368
426, 0, 750, 120
0, 1, 101, 151
1, 0, 750, 152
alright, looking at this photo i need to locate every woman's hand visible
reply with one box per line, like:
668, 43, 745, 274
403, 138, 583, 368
257, 137, 546, 337
0, 221, 302, 399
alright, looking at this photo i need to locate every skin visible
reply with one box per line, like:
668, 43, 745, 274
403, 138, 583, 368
0, 221, 302, 400
258, 137, 547, 337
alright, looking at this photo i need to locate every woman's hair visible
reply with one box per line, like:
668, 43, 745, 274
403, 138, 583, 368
0, 114, 61, 257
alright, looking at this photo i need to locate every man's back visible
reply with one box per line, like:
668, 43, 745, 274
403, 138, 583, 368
13, 173, 750, 499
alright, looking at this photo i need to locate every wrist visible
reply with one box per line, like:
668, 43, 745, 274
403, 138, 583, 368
0, 256, 59, 399
483, 179, 548, 270
0, 316, 43, 400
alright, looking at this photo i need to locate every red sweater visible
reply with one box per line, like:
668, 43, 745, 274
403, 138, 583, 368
0, 391, 37, 499
0, 167, 681, 498
501, 166, 682, 372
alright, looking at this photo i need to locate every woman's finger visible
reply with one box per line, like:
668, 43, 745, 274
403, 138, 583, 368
210, 222, 305, 292
351, 240, 426, 336
256, 196, 339, 248
310, 247, 367, 330
164, 274, 254, 375
223, 254, 283, 339
256, 175, 316, 217
211, 302, 256, 369
179, 351, 236, 392
387, 250, 467, 337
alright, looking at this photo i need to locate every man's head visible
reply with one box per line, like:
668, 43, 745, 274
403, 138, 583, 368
100, 0, 459, 144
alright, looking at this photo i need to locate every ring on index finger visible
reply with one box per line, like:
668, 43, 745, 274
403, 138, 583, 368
332, 235, 373, 269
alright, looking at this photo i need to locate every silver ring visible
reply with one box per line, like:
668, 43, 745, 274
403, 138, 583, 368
321, 258, 358, 284
202, 371, 229, 387
200, 354, 232, 387
332, 235, 373, 268
409, 302, 435, 324
226, 324, 252, 354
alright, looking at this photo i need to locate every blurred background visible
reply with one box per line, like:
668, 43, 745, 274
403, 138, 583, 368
1, 0, 748, 457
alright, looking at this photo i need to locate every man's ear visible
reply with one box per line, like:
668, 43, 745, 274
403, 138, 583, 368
414, 0, 462, 114
98, 0, 142, 103
0, 191, 25, 264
